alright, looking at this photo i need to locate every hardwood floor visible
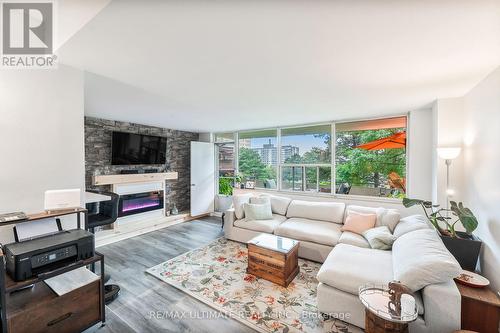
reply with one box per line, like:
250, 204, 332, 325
87, 216, 255, 333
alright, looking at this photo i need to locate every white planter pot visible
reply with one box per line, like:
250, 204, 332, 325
215, 194, 233, 212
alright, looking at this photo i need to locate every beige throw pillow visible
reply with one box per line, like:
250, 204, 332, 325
341, 211, 377, 234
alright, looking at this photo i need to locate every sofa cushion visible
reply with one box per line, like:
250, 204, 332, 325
233, 194, 254, 219
393, 215, 430, 238
233, 214, 287, 233
345, 205, 385, 223
414, 291, 425, 315
286, 200, 345, 223
338, 231, 370, 248
317, 243, 393, 295
274, 217, 342, 246
249, 196, 270, 205
259, 194, 292, 215
345, 205, 400, 232
392, 228, 461, 292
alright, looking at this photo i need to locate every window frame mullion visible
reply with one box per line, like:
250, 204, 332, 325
331, 121, 336, 195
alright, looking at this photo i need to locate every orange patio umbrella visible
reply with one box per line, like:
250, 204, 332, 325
355, 132, 406, 150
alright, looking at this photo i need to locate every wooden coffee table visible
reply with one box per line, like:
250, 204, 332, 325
247, 234, 299, 287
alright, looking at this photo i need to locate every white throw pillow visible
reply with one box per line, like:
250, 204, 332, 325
260, 194, 292, 215
362, 226, 396, 250
232, 194, 253, 220
392, 228, 461, 291
243, 202, 273, 220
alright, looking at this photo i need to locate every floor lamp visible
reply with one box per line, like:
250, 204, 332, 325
437, 147, 461, 211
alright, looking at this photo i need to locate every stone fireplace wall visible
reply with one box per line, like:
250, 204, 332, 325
84, 116, 199, 212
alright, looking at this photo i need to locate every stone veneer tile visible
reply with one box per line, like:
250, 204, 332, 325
84, 116, 199, 213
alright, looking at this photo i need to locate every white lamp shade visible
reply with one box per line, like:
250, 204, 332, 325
437, 147, 461, 160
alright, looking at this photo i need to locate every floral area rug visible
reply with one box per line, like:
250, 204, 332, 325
146, 238, 362, 333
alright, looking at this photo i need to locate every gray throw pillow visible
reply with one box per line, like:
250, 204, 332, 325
362, 226, 396, 250
243, 202, 273, 220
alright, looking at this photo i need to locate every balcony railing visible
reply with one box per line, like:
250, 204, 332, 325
280, 164, 331, 193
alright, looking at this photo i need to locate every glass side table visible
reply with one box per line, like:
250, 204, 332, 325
359, 282, 418, 333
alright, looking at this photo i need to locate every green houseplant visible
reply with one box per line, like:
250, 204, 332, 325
216, 177, 234, 212
402, 197, 481, 270
218, 177, 233, 196
234, 174, 243, 189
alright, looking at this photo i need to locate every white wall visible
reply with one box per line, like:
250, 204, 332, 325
0, 65, 85, 244
407, 109, 433, 200
431, 98, 465, 207
462, 66, 500, 292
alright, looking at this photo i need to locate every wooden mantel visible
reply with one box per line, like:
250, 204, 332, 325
93, 172, 178, 186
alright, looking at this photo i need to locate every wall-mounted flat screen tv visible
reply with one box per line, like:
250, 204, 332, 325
111, 131, 167, 165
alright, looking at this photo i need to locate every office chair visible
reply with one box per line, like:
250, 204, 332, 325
85, 190, 120, 304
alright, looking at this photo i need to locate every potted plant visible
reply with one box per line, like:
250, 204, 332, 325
403, 198, 481, 270
234, 174, 243, 189
215, 177, 234, 212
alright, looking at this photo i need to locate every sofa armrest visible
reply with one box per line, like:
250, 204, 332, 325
420, 280, 461, 333
223, 208, 236, 238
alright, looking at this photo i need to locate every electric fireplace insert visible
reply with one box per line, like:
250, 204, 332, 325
118, 191, 164, 217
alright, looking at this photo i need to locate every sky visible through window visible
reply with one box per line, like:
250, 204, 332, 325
249, 135, 325, 156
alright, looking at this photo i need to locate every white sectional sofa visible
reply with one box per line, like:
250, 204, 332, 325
223, 194, 462, 333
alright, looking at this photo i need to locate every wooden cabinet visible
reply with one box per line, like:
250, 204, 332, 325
456, 282, 500, 333
7, 280, 101, 333
1, 253, 105, 333
0, 209, 105, 333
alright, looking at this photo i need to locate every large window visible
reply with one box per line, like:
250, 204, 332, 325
215, 133, 236, 200
335, 116, 407, 198
215, 132, 235, 178
280, 125, 332, 193
238, 129, 278, 189
215, 115, 408, 199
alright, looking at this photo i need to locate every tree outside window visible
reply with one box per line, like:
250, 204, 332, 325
238, 130, 278, 189
335, 117, 407, 198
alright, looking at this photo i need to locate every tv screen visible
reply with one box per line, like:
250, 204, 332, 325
111, 132, 167, 165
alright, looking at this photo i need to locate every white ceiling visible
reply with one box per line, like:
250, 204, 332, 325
59, 0, 500, 132
56, 0, 111, 51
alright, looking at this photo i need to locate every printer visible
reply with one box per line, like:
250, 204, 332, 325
3, 229, 95, 281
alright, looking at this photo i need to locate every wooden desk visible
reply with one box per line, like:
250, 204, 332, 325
0, 208, 87, 230
456, 282, 500, 333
